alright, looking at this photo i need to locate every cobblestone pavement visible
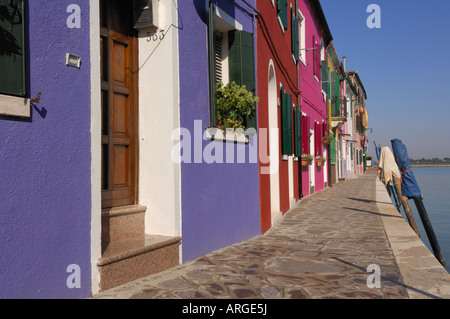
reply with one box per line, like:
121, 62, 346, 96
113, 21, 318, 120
92, 172, 410, 299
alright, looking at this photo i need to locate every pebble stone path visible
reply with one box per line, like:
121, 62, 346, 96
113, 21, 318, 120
92, 172, 410, 299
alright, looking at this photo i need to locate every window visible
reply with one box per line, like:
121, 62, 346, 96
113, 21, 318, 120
297, 10, 305, 64
314, 121, 323, 157
294, 105, 301, 157
321, 60, 330, 96
330, 70, 340, 117
0, 0, 29, 117
312, 36, 321, 81
280, 85, 292, 156
301, 113, 310, 155
277, 0, 288, 31
208, 4, 256, 129
290, 5, 298, 64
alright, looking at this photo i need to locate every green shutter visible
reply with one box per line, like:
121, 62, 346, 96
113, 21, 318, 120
277, 0, 284, 14
281, 87, 293, 155
330, 70, 337, 116
330, 138, 336, 163
330, 71, 340, 117
335, 73, 340, 115
294, 106, 301, 157
277, 0, 288, 30
321, 61, 329, 94
291, 7, 298, 63
0, 0, 27, 97
228, 30, 257, 129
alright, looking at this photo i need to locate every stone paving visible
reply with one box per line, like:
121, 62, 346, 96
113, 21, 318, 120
91, 172, 449, 299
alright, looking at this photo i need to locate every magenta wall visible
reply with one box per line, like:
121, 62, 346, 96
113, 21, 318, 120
299, 0, 328, 196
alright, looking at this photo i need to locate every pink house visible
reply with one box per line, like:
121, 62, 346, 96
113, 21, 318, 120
298, 0, 332, 196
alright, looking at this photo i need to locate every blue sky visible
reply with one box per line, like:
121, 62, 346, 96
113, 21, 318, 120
320, 0, 450, 160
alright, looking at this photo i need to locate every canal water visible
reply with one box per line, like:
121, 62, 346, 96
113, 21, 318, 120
394, 167, 450, 273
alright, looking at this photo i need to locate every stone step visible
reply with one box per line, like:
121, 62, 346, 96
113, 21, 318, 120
101, 205, 146, 243
98, 234, 182, 291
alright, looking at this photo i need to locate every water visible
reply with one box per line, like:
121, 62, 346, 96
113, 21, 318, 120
394, 167, 450, 273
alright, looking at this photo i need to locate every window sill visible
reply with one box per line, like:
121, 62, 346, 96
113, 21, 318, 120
0, 94, 31, 118
205, 127, 249, 144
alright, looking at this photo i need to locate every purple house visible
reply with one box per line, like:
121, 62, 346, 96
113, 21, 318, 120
0, 0, 91, 298
178, 0, 260, 261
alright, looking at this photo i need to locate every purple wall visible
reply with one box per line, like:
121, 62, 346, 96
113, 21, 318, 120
178, 0, 260, 261
0, 1, 91, 298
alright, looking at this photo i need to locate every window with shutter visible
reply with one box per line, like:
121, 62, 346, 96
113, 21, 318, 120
294, 106, 301, 157
313, 36, 317, 77
277, 0, 288, 30
207, 5, 257, 130
314, 121, 322, 157
330, 138, 336, 163
301, 113, 309, 155
291, 7, 298, 63
280, 86, 292, 155
0, 0, 30, 117
316, 40, 322, 81
228, 29, 257, 129
0, 0, 26, 97
322, 121, 328, 140
330, 70, 338, 117
321, 61, 329, 94
297, 10, 305, 64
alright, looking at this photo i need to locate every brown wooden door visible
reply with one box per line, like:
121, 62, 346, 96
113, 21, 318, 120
100, 0, 138, 208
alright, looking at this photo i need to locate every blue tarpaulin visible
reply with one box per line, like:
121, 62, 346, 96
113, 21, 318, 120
391, 139, 422, 199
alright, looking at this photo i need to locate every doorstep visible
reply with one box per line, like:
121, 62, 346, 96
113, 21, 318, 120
97, 234, 182, 291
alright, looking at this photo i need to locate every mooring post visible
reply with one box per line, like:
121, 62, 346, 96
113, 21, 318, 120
412, 197, 446, 267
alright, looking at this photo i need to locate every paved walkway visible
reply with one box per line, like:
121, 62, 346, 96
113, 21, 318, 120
92, 172, 450, 299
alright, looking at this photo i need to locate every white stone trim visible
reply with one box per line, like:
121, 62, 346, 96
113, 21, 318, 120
89, 0, 102, 296
0, 95, 30, 117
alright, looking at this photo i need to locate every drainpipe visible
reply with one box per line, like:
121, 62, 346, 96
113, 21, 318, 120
296, 0, 303, 199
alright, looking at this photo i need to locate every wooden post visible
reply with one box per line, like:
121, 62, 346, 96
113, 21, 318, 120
413, 197, 446, 267
392, 175, 421, 238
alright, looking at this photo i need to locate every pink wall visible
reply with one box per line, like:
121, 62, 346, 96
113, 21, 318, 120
298, 0, 328, 195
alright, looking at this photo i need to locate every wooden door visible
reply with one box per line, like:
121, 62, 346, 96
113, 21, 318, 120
100, 0, 138, 208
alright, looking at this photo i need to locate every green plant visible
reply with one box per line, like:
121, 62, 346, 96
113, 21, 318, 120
301, 154, 314, 160
316, 156, 326, 162
323, 134, 334, 142
216, 81, 258, 131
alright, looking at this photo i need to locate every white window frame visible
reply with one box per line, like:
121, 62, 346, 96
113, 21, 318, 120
297, 9, 306, 66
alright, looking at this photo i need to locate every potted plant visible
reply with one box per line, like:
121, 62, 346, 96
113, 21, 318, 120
323, 134, 334, 144
301, 154, 314, 166
316, 156, 326, 166
216, 81, 258, 132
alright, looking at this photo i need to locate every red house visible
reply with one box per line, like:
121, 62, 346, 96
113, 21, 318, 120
256, 0, 332, 233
